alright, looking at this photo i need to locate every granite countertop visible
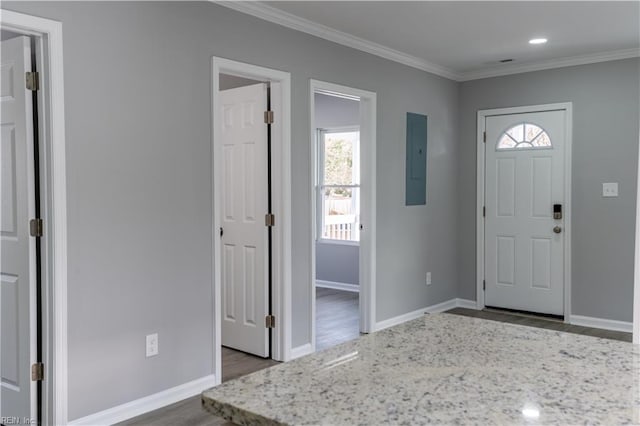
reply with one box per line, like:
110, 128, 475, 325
202, 313, 640, 425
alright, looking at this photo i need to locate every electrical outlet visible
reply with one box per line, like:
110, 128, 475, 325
602, 182, 619, 198
146, 333, 158, 357
426, 272, 432, 286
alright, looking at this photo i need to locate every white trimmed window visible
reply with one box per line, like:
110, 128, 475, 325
317, 128, 360, 244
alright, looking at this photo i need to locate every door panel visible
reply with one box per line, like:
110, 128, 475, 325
220, 83, 269, 357
485, 110, 566, 315
496, 236, 515, 286
496, 158, 515, 217
1, 35, 37, 419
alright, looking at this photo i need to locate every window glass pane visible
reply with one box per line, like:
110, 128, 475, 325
323, 131, 359, 186
321, 187, 359, 241
531, 131, 551, 147
498, 134, 517, 149
524, 123, 543, 142
506, 124, 524, 143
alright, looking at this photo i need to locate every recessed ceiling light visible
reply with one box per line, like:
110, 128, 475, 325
529, 38, 548, 45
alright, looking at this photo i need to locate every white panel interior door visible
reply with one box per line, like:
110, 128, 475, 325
1, 36, 37, 419
485, 110, 566, 315
220, 83, 269, 357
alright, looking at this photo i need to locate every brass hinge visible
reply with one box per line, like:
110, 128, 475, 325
264, 110, 274, 124
26, 72, 39, 91
31, 362, 44, 381
30, 218, 43, 237
483, 131, 486, 143
265, 213, 275, 227
483, 206, 486, 217
483, 280, 486, 291
265, 315, 275, 329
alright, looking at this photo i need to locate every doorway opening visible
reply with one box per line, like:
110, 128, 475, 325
212, 57, 292, 384
313, 93, 361, 351
309, 80, 377, 354
217, 73, 274, 366
1, 28, 43, 425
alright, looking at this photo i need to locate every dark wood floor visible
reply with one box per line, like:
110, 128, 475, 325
445, 307, 632, 342
315, 287, 360, 351
120, 304, 631, 425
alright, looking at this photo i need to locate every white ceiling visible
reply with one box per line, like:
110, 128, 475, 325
237, 1, 640, 80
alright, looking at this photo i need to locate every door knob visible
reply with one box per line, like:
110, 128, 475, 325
553, 226, 562, 234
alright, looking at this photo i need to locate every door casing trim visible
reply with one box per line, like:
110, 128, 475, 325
476, 103, 573, 321
0, 9, 69, 425
211, 57, 292, 376
635, 106, 640, 344
309, 79, 377, 351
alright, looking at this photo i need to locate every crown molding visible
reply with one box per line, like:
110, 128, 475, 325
456, 48, 640, 81
216, 1, 639, 83
216, 1, 462, 81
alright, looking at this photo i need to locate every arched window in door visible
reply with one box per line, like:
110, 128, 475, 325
497, 123, 552, 150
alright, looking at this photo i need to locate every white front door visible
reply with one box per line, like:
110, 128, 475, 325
484, 109, 566, 315
220, 83, 270, 357
1, 36, 37, 419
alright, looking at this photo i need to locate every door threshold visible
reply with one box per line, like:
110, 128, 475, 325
484, 306, 564, 322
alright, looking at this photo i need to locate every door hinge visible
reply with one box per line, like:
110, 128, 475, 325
31, 362, 44, 381
265, 213, 275, 227
264, 110, 274, 124
265, 315, 275, 329
30, 218, 43, 237
26, 72, 39, 91
483, 131, 486, 143
483, 280, 486, 291
483, 206, 486, 217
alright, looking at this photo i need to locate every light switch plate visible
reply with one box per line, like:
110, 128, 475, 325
602, 182, 619, 198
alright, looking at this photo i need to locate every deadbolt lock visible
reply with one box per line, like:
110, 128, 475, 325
553, 226, 562, 234
553, 204, 563, 220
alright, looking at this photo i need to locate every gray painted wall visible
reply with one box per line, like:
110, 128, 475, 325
315, 92, 360, 129
1, 29, 22, 40
4, 1, 460, 419
219, 74, 262, 90
316, 243, 359, 285
315, 93, 360, 285
458, 58, 640, 322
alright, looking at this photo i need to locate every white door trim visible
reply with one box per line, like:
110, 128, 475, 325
309, 79, 377, 353
0, 9, 68, 425
634, 107, 640, 344
212, 57, 292, 377
476, 103, 573, 321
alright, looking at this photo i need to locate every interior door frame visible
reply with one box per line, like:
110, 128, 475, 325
634, 108, 640, 344
211, 57, 292, 378
476, 103, 573, 321
0, 9, 69, 425
309, 79, 377, 354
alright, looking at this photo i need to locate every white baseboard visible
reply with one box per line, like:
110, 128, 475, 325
569, 315, 633, 333
69, 374, 216, 426
375, 306, 427, 331
290, 343, 313, 360
316, 280, 359, 293
374, 298, 484, 332
456, 298, 480, 310
424, 298, 458, 314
